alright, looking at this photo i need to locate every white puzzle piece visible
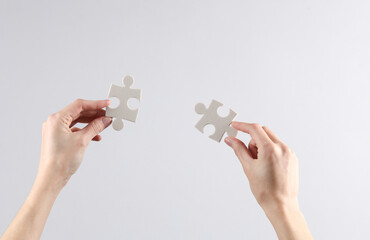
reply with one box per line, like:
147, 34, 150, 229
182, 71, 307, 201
195, 99, 237, 142
106, 75, 142, 131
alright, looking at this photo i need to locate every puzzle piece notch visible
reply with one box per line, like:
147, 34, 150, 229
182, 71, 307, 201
195, 100, 237, 142
106, 75, 142, 131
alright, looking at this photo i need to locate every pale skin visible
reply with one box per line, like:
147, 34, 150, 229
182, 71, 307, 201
1, 99, 112, 240
225, 122, 313, 240
1, 99, 312, 240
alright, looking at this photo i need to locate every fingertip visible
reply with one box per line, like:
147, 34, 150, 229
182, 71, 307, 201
105, 99, 111, 107
231, 121, 245, 131
102, 116, 112, 127
92, 135, 102, 141
225, 137, 233, 147
231, 121, 240, 127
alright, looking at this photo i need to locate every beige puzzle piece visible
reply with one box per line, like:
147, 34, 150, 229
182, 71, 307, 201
106, 75, 142, 131
195, 99, 237, 142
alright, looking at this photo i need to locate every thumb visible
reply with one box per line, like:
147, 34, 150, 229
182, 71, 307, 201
225, 137, 253, 166
81, 116, 112, 141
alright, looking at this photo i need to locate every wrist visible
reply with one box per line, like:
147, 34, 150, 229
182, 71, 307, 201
35, 169, 69, 194
262, 198, 301, 224
262, 199, 313, 239
37, 157, 73, 191
33, 173, 64, 197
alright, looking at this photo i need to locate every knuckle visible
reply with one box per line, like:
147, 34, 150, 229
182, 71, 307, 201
47, 112, 61, 122
47, 115, 54, 122
279, 144, 292, 157
263, 144, 281, 159
235, 146, 244, 158
74, 98, 84, 107
74, 98, 83, 104
79, 137, 89, 148
250, 123, 261, 130
280, 144, 290, 153
263, 143, 275, 154
76, 134, 89, 147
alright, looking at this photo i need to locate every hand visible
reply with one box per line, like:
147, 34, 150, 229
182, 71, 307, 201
225, 122, 312, 240
39, 99, 112, 189
1, 99, 112, 240
225, 122, 298, 210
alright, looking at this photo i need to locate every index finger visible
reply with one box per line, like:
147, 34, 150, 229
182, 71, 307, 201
231, 122, 273, 147
62, 99, 111, 121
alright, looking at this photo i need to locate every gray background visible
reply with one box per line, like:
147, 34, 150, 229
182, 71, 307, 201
1, 0, 370, 239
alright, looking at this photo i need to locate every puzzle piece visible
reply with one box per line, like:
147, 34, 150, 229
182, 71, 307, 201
106, 75, 141, 131
194, 99, 237, 142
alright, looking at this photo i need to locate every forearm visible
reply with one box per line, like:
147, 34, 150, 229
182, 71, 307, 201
1, 173, 62, 240
263, 201, 313, 240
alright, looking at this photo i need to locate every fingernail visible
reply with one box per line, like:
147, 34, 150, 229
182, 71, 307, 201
106, 99, 111, 105
102, 117, 112, 127
231, 121, 239, 127
225, 137, 233, 147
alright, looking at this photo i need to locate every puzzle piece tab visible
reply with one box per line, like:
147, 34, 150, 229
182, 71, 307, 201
106, 75, 141, 131
194, 99, 237, 142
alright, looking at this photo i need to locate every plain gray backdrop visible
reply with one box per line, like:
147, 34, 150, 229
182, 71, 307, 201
1, 0, 370, 239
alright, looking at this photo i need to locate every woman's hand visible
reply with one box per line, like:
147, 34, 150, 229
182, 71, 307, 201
1, 99, 112, 240
225, 122, 313, 240
225, 122, 298, 210
39, 99, 112, 189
